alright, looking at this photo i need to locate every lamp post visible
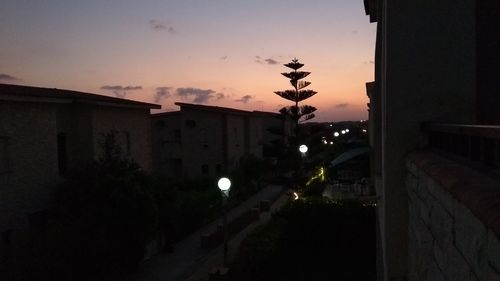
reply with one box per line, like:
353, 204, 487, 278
218, 177, 231, 267
299, 144, 308, 157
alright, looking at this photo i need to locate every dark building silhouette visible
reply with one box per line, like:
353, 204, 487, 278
151, 102, 293, 179
0, 84, 159, 268
364, 0, 500, 280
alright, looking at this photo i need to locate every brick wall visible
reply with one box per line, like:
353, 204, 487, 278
406, 151, 500, 281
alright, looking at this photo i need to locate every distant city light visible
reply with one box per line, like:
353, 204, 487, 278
345, 129, 350, 133
362, 129, 367, 133
341, 130, 346, 134
323, 140, 328, 144
334, 132, 339, 137
293, 192, 299, 200
329, 141, 333, 145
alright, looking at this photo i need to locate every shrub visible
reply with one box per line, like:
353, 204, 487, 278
231, 198, 376, 281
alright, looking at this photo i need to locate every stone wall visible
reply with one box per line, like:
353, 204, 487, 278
406, 151, 500, 281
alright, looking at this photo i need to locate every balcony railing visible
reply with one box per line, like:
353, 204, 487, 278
423, 123, 500, 169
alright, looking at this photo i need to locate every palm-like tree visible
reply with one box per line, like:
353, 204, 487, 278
274, 58, 317, 132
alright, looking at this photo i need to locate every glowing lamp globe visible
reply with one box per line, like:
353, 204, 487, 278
218, 177, 231, 192
299, 144, 308, 154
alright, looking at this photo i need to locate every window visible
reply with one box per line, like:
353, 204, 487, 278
2, 229, 12, 253
201, 164, 209, 175
200, 128, 208, 149
185, 120, 196, 128
0, 136, 10, 173
155, 120, 165, 128
215, 164, 222, 174
122, 131, 131, 155
233, 128, 240, 147
174, 128, 181, 143
57, 133, 68, 176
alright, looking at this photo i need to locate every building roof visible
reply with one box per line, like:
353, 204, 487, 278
152, 102, 283, 119
175, 102, 252, 115
0, 83, 161, 109
363, 0, 378, 23
330, 147, 370, 167
151, 111, 181, 117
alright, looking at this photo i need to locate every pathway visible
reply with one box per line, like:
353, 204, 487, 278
123, 185, 287, 281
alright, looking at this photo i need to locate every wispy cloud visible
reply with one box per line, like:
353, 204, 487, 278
215, 92, 226, 100
155, 87, 172, 103
149, 19, 175, 34
255, 56, 280, 65
235, 94, 253, 104
220, 55, 228, 61
264, 58, 279, 65
335, 103, 349, 108
100, 85, 142, 98
176, 87, 218, 103
0, 73, 21, 82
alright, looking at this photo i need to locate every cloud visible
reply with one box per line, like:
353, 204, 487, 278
100, 85, 142, 98
0, 73, 21, 82
149, 19, 175, 34
155, 87, 172, 103
335, 103, 349, 108
176, 87, 218, 103
363, 60, 375, 64
215, 92, 226, 100
220, 56, 228, 60
235, 94, 253, 104
255, 56, 280, 65
264, 58, 279, 65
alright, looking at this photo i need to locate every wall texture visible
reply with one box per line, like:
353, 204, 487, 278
406, 151, 500, 281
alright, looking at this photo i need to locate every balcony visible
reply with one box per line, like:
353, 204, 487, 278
406, 123, 500, 280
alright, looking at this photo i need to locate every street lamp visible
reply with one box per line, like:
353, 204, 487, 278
218, 177, 231, 197
299, 144, 308, 155
217, 177, 231, 267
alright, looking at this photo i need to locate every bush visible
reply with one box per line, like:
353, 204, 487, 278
27, 132, 159, 281
231, 198, 376, 281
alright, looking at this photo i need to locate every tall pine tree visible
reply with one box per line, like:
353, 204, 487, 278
274, 58, 317, 133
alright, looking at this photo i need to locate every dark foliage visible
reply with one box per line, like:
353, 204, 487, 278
26, 132, 158, 281
231, 199, 376, 281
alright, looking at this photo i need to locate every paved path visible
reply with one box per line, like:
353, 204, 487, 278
124, 185, 287, 281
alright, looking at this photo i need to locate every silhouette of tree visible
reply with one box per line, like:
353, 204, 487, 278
274, 58, 318, 132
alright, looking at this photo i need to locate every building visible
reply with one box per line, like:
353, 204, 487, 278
364, 0, 500, 280
0, 83, 160, 264
152, 102, 292, 179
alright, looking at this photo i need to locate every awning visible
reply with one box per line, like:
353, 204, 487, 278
330, 147, 370, 167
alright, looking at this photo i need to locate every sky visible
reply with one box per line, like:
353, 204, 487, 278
0, 0, 375, 122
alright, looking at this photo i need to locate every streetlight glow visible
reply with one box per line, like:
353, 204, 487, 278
334, 132, 339, 137
217, 176, 231, 267
299, 144, 308, 154
218, 177, 231, 192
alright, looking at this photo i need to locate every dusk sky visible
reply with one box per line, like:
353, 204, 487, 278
0, 0, 375, 122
